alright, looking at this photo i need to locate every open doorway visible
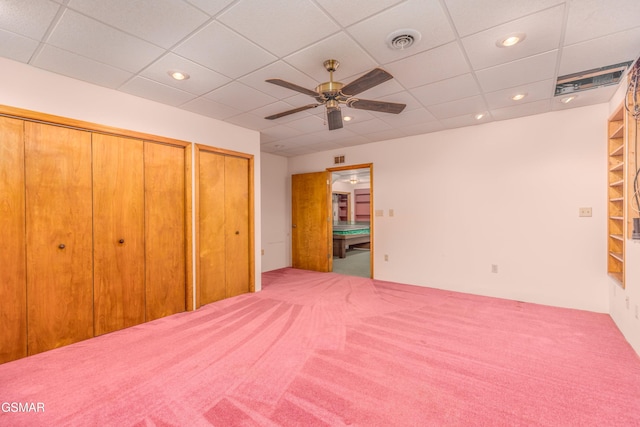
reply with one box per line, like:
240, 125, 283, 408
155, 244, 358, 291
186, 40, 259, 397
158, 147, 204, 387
329, 165, 372, 278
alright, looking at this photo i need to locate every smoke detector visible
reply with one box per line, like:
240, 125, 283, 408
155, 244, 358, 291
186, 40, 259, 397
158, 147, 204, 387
387, 29, 421, 50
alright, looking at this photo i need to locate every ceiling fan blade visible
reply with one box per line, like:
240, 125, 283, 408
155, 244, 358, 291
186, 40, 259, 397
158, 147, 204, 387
341, 68, 393, 96
349, 99, 406, 114
327, 108, 343, 130
265, 78, 318, 97
265, 104, 320, 120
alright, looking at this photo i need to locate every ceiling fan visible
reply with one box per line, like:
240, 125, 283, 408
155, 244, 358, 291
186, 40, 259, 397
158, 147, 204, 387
264, 59, 406, 130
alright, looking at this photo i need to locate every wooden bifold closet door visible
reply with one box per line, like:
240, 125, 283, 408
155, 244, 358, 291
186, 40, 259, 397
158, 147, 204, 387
25, 122, 94, 355
197, 146, 254, 307
0, 117, 27, 363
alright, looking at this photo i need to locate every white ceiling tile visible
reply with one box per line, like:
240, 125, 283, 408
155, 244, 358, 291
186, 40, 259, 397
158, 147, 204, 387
385, 42, 470, 89
411, 74, 481, 107
444, 0, 564, 37
380, 107, 437, 126
551, 85, 618, 111
181, 96, 242, 119
0, 0, 60, 39
174, 21, 276, 79
315, 0, 404, 27
347, 0, 455, 64
476, 50, 558, 92
32, 45, 133, 88
67, 0, 209, 49
559, 27, 640, 76
402, 120, 446, 136
261, 124, 304, 140
239, 61, 319, 98
343, 117, 393, 135
285, 115, 328, 133
140, 53, 231, 95
439, 113, 491, 129
565, 0, 640, 45
284, 32, 378, 83
120, 77, 196, 106
184, 0, 236, 16
204, 81, 278, 111
484, 79, 554, 110
0, 29, 40, 62
217, 0, 340, 57
462, 5, 564, 71
224, 112, 272, 131
427, 95, 488, 120
48, 10, 164, 72
490, 99, 551, 121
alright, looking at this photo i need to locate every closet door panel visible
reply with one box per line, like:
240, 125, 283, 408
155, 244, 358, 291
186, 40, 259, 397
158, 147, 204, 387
93, 134, 145, 335
198, 151, 226, 305
224, 156, 250, 298
24, 122, 93, 355
0, 117, 27, 363
145, 142, 186, 321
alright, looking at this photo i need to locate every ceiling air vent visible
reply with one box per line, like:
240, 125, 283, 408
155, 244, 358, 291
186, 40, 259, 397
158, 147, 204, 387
334, 155, 345, 165
387, 29, 421, 50
555, 61, 632, 96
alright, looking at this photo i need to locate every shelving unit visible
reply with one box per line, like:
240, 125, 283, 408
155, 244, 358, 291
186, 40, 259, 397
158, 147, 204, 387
354, 189, 370, 222
607, 103, 625, 287
333, 192, 350, 222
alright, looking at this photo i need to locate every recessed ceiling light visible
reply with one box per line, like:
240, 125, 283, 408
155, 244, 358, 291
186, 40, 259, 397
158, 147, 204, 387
561, 96, 576, 104
168, 71, 190, 81
496, 33, 526, 48
343, 116, 352, 122
512, 93, 527, 101
474, 113, 485, 120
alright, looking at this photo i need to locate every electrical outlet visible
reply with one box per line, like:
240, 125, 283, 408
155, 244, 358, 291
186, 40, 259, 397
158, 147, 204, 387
384, 254, 389, 262
375, 210, 384, 217
579, 207, 592, 217
491, 264, 498, 273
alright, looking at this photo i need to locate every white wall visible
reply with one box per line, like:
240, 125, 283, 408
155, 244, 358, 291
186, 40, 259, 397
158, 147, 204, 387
277, 105, 609, 313
608, 85, 640, 355
260, 152, 290, 272
0, 57, 263, 297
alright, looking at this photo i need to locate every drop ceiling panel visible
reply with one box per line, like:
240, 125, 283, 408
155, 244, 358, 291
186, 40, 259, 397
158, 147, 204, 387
0, 0, 60, 39
217, 0, 340, 57
33, 45, 133, 88
385, 43, 470, 89
120, 77, 197, 106
283, 32, 378, 83
315, 0, 404, 27
140, 53, 231, 95
551, 85, 619, 111
462, 5, 564, 71
564, 0, 640, 45
380, 107, 438, 127
444, 0, 564, 37
204, 81, 278, 111
558, 27, 640, 75
0, 30, 40, 62
476, 50, 558, 92
239, 61, 319, 98
484, 79, 555, 110
181, 96, 242, 119
48, 10, 164, 72
427, 95, 488, 120
490, 99, 551, 121
347, 0, 456, 64
411, 74, 481, 107
184, 0, 237, 16
67, 0, 209, 49
175, 21, 276, 79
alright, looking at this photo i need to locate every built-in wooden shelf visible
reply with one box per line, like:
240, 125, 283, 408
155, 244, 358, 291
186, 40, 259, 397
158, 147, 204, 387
607, 103, 625, 287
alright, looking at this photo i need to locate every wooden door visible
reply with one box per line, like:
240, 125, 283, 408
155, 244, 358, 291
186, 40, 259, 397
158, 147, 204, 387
291, 172, 332, 272
24, 122, 93, 355
144, 142, 186, 321
0, 117, 27, 363
198, 150, 226, 305
224, 155, 250, 298
197, 147, 253, 307
92, 134, 145, 335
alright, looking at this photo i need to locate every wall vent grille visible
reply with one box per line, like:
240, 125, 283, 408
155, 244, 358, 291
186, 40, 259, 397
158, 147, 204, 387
334, 155, 345, 164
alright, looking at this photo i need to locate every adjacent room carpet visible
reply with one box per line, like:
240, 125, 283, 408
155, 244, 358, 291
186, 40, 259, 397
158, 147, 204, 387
1, 268, 639, 426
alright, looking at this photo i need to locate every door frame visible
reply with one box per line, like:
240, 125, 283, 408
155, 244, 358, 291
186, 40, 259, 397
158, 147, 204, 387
327, 163, 374, 279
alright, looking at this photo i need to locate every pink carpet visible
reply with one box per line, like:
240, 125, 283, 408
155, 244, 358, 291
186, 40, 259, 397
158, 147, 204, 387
1, 268, 639, 426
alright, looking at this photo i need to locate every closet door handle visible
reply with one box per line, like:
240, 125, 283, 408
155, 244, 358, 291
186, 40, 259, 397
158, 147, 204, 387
235, 231, 240, 235
118, 239, 125, 244
58, 244, 66, 249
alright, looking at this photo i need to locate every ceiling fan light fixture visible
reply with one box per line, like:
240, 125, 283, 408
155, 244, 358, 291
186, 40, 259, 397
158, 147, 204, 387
343, 116, 352, 122
387, 29, 421, 50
